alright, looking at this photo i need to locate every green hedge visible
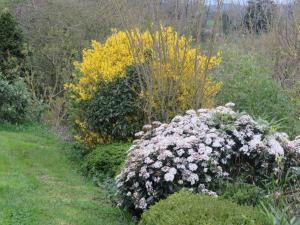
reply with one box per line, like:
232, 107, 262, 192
139, 191, 271, 225
83, 143, 130, 180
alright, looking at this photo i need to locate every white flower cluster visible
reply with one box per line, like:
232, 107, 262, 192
116, 103, 300, 212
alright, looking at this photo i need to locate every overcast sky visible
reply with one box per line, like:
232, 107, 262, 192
208, 0, 292, 4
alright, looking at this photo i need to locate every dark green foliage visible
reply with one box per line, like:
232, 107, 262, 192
0, 10, 23, 59
139, 191, 271, 225
216, 53, 300, 138
214, 181, 266, 206
0, 10, 24, 81
221, 12, 232, 34
0, 75, 29, 123
243, 0, 275, 33
83, 143, 130, 180
0, 10, 30, 123
85, 66, 144, 141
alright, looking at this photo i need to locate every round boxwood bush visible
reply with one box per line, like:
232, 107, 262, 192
116, 104, 300, 213
84, 66, 144, 141
83, 143, 130, 180
139, 191, 271, 225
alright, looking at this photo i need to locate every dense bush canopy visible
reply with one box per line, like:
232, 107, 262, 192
85, 66, 143, 141
139, 191, 271, 225
0, 10, 25, 81
0, 10, 23, 60
0, 76, 29, 123
83, 143, 130, 180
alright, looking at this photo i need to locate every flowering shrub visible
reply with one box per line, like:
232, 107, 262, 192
139, 191, 270, 225
65, 25, 222, 147
65, 26, 221, 106
116, 103, 300, 213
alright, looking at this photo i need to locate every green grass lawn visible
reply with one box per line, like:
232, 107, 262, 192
0, 125, 133, 225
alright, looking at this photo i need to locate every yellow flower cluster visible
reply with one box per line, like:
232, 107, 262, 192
65, 26, 222, 105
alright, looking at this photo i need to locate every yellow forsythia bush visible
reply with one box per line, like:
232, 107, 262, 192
66, 25, 222, 148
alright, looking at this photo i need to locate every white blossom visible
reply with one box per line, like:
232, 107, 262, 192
177, 149, 185, 156
152, 161, 163, 168
117, 104, 300, 211
144, 157, 154, 164
164, 172, 175, 182
188, 163, 198, 171
138, 198, 147, 209
188, 173, 199, 185
225, 102, 235, 108
268, 138, 284, 156
135, 131, 144, 138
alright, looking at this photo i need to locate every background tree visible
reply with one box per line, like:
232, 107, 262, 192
221, 12, 232, 34
0, 10, 24, 81
243, 0, 276, 33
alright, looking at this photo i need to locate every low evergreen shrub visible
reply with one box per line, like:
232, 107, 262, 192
84, 66, 144, 141
83, 143, 130, 180
0, 76, 29, 123
139, 191, 271, 225
215, 181, 266, 206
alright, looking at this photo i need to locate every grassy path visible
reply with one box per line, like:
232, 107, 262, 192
0, 126, 132, 225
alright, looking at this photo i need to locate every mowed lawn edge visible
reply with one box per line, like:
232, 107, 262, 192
0, 126, 133, 225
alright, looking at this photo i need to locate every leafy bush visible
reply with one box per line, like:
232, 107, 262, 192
139, 191, 271, 225
215, 181, 266, 206
116, 104, 300, 213
0, 76, 30, 123
65, 25, 222, 148
217, 52, 300, 137
84, 66, 144, 141
0, 11, 30, 124
83, 143, 130, 180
